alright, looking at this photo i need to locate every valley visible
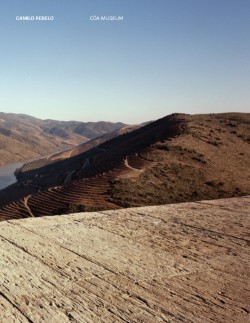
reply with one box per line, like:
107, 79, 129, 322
0, 112, 249, 221
0, 112, 125, 165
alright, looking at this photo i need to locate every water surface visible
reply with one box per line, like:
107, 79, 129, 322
0, 162, 23, 190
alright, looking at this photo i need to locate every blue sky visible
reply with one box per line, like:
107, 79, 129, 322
0, 0, 249, 123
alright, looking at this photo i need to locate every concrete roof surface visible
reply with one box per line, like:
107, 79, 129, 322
0, 196, 249, 322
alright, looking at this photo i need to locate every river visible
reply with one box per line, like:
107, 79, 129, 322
0, 148, 72, 191
0, 162, 23, 190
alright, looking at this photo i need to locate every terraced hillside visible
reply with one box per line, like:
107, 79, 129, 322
0, 113, 249, 221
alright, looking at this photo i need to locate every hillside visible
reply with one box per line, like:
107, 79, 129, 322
17, 124, 141, 171
0, 113, 249, 221
0, 197, 249, 322
0, 112, 125, 165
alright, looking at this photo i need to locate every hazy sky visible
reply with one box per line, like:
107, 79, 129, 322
0, 0, 249, 123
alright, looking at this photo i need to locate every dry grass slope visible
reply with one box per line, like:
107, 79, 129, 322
0, 112, 125, 165
0, 113, 249, 221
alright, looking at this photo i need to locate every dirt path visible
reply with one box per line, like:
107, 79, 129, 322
124, 157, 143, 172
23, 195, 34, 217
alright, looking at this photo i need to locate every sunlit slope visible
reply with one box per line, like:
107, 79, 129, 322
0, 113, 249, 220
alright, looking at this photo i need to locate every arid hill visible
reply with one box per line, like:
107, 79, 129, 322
0, 112, 125, 165
0, 113, 249, 221
18, 124, 141, 170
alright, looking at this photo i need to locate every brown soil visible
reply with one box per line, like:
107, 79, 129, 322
0, 113, 249, 221
0, 112, 125, 165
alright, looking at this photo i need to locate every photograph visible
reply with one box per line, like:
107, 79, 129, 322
0, 0, 249, 322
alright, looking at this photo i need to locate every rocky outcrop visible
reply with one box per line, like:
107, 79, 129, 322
0, 196, 249, 322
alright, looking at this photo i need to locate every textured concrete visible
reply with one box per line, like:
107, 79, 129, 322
0, 196, 249, 322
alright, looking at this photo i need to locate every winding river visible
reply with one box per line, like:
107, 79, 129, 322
0, 162, 23, 190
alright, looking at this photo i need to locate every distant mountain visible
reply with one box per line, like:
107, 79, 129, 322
18, 124, 142, 170
0, 112, 125, 165
0, 112, 249, 221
